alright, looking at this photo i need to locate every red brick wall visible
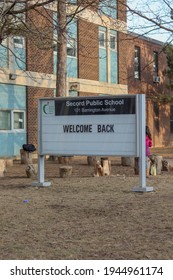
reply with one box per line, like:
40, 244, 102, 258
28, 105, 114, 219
26, 7, 54, 147
26, 7, 53, 73
78, 19, 99, 81
78, 19, 99, 96
27, 88, 54, 146
118, 31, 128, 85
117, 0, 127, 22
25, 3, 129, 145
126, 34, 170, 96
126, 33, 173, 146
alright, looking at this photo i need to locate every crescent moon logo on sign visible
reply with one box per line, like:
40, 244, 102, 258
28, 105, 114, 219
43, 102, 49, 114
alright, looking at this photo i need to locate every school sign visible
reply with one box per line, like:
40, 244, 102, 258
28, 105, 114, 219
39, 96, 137, 157
34, 94, 153, 192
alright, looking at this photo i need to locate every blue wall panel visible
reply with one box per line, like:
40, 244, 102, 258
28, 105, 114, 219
54, 19, 77, 78
0, 132, 26, 157
110, 51, 118, 84
0, 45, 8, 68
0, 84, 26, 109
67, 57, 78, 77
14, 47, 26, 71
0, 84, 26, 157
99, 48, 107, 82
54, 54, 78, 78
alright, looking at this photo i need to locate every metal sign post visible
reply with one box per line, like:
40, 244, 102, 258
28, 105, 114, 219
32, 101, 51, 187
132, 94, 153, 192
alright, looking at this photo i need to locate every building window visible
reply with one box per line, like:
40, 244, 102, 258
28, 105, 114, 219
99, 31, 106, 48
67, 0, 77, 3
13, 36, 25, 48
153, 51, 158, 75
134, 46, 140, 79
110, 30, 118, 84
99, 27, 107, 82
0, 110, 11, 130
170, 105, 173, 133
67, 38, 77, 57
0, 110, 25, 131
13, 111, 24, 129
153, 102, 159, 133
110, 34, 116, 50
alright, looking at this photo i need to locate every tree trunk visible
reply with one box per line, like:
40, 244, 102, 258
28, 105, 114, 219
121, 157, 134, 166
93, 157, 111, 176
59, 166, 72, 178
56, 0, 67, 97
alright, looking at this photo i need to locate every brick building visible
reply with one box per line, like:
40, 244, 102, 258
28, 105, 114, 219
126, 33, 173, 146
0, 1, 172, 158
0, 1, 129, 158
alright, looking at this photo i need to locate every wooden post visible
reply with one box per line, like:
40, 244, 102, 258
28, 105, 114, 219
87, 156, 96, 166
58, 156, 72, 164
121, 157, 134, 166
20, 149, 33, 164
0, 159, 7, 177
59, 166, 72, 178
93, 157, 111, 176
26, 164, 38, 178
134, 157, 139, 175
101, 157, 111, 175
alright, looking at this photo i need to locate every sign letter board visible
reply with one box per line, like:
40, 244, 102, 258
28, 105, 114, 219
39, 95, 138, 157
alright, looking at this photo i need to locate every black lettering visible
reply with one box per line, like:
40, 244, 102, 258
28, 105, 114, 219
97, 125, 101, 133
10, 269, 15, 276
76, 125, 80, 132
65, 266, 71, 275
63, 125, 69, 132
63, 124, 92, 133
109, 124, 114, 132
97, 124, 114, 133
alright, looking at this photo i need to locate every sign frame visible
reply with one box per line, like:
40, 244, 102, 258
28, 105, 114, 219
32, 94, 153, 192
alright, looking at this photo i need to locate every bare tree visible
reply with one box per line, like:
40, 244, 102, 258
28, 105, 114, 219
56, 0, 67, 97
0, 0, 113, 97
0, 0, 55, 42
1, 0, 172, 98
125, 0, 173, 43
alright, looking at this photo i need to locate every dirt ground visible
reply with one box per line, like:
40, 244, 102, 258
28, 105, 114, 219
0, 147, 173, 260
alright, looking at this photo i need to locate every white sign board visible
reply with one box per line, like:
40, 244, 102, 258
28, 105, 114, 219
35, 94, 153, 192
39, 95, 138, 157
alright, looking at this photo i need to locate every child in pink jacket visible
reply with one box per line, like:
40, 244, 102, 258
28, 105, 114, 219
146, 126, 152, 176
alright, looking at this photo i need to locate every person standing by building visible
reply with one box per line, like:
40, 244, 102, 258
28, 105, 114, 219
146, 126, 152, 177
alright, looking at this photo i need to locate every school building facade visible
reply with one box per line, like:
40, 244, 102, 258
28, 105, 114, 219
0, 1, 172, 158
126, 33, 173, 147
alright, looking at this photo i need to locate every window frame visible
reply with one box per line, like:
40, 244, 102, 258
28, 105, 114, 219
153, 101, 160, 133
110, 34, 116, 51
13, 36, 25, 49
53, 36, 77, 58
99, 31, 106, 48
0, 110, 11, 131
0, 109, 25, 132
134, 46, 141, 80
67, 37, 77, 58
13, 110, 25, 130
153, 51, 159, 75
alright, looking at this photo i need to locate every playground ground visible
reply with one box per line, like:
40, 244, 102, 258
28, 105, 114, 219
0, 146, 173, 260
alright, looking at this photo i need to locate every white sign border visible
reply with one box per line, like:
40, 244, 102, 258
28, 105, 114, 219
32, 94, 153, 192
